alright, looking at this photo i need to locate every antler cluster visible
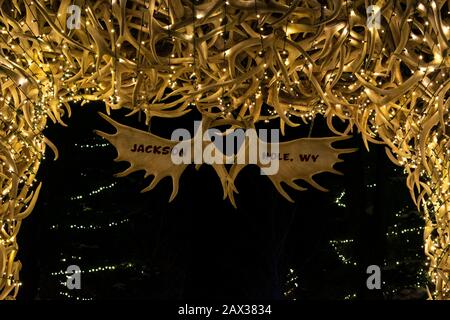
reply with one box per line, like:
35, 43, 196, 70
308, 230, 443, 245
0, 0, 449, 299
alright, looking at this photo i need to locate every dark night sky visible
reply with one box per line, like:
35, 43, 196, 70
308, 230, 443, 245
17, 102, 425, 300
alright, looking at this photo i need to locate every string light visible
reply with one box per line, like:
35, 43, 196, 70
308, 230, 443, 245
50, 218, 130, 231
51, 262, 134, 276
283, 268, 298, 300
69, 182, 118, 201
335, 190, 346, 208
74, 143, 110, 149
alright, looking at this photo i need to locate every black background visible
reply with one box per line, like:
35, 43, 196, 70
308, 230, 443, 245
17, 102, 425, 300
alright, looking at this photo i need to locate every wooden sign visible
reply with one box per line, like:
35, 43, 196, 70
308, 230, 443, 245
96, 113, 356, 207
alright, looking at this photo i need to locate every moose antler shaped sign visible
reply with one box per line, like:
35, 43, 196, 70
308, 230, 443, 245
0, 0, 449, 299
96, 113, 356, 207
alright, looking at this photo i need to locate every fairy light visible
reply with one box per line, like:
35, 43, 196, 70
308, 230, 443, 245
329, 239, 357, 266
283, 268, 299, 300
50, 218, 130, 231
335, 190, 346, 208
74, 143, 110, 149
69, 182, 118, 200
51, 262, 135, 277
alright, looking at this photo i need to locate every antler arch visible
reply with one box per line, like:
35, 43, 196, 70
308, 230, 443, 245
0, 0, 449, 299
